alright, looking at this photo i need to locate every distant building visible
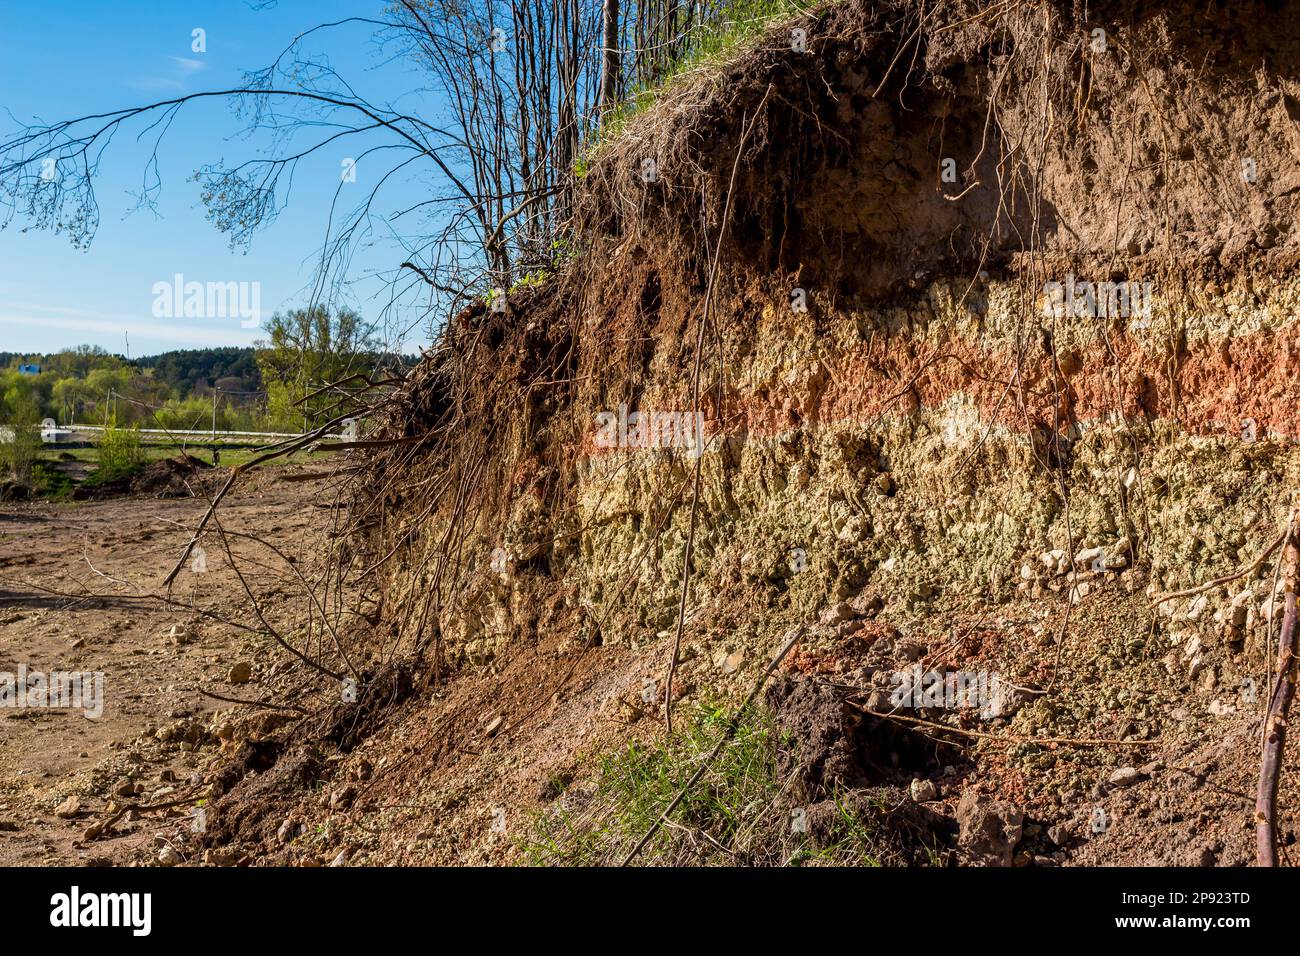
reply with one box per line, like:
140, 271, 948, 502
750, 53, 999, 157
17, 363, 40, 375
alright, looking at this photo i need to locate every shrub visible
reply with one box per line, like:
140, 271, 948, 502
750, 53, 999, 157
0, 399, 42, 484
93, 417, 144, 481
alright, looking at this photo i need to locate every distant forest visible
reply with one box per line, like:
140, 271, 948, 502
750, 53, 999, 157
0, 347, 261, 397
0, 312, 420, 434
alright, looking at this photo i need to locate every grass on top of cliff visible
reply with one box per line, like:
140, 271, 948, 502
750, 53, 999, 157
519, 702, 933, 866
581, 0, 824, 166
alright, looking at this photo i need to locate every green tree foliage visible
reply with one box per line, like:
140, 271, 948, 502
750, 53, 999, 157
0, 396, 42, 483
255, 306, 379, 431
91, 416, 144, 482
135, 347, 261, 397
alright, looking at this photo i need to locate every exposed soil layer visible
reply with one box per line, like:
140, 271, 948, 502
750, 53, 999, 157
308, 0, 1300, 866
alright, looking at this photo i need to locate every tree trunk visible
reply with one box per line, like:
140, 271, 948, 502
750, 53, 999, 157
599, 0, 620, 114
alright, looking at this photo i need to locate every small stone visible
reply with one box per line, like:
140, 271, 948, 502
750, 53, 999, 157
227, 661, 253, 684
169, 624, 190, 645
484, 716, 504, 738
277, 818, 295, 844
157, 846, 181, 867
897, 641, 923, 662
54, 796, 81, 819
329, 849, 348, 867
1074, 546, 1104, 569
1108, 766, 1141, 788
1208, 698, 1236, 717
956, 792, 1023, 866
909, 778, 939, 802
329, 785, 357, 810
1047, 824, 1067, 846
819, 602, 855, 625
859, 594, 884, 617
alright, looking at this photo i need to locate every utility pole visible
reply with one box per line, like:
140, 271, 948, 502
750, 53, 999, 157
212, 387, 219, 466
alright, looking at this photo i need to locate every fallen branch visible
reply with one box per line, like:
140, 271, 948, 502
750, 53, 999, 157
1150, 529, 1284, 608
85, 789, 207, 841
849, 703, 1161, 749
1256, 516, 1299, 866
315, 434, 431, 452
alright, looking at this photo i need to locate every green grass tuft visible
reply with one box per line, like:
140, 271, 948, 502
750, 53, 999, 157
519, 701, 916, 866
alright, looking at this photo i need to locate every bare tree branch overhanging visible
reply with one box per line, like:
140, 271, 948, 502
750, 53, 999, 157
0, 0, 782, 339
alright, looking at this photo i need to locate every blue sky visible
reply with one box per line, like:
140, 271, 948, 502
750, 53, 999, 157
0, 1, 439, 357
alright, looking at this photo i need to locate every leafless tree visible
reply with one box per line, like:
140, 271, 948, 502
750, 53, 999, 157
0, 0, 761, 334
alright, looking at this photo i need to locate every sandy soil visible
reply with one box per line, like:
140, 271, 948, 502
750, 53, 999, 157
0, 478, 320, 865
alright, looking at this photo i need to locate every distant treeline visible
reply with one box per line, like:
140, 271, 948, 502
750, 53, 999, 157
0, 346, 417, 400
0, 316, 419, 434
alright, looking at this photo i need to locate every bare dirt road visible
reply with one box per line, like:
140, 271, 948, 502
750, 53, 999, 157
0, 479, 318, 865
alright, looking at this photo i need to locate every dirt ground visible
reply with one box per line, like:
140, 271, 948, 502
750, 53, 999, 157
0, 475, 322, 865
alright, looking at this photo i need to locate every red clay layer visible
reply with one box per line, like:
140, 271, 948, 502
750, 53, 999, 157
582, 325, 1300, 454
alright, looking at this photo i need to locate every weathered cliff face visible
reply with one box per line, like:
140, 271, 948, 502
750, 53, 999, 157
314, 0, 1300, 865
570, 271, 1300, 650
370, 0, 1300, 670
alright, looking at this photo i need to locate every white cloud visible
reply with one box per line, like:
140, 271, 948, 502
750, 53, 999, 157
168, 56, 206, 74
124, 55, 207, 93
